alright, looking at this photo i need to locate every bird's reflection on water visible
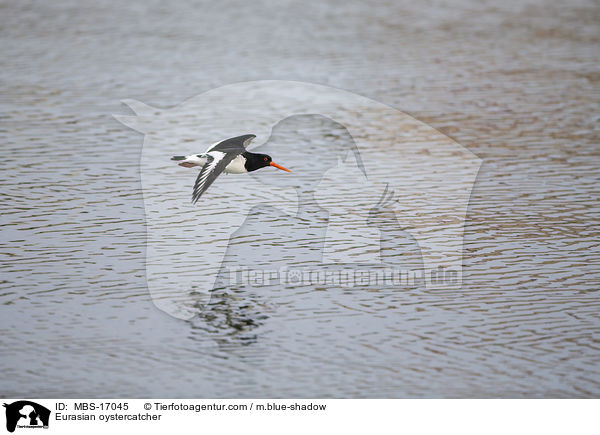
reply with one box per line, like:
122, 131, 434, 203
189, 286, 267, 347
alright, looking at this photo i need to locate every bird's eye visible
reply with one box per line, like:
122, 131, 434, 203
264, 157, 268, 161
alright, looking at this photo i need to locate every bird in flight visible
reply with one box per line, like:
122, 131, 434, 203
171, 134, 292, 203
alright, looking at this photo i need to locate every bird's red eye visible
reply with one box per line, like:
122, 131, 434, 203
264, 157, 268, 161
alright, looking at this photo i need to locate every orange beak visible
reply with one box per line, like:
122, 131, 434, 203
270, 161, 292, 172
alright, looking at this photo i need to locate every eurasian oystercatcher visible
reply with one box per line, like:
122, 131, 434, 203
171, 134, 292, 203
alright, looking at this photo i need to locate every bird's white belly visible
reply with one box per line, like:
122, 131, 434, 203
224, 155, 247, 174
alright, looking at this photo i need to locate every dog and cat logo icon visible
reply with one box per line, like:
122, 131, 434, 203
3, 401, 50, 432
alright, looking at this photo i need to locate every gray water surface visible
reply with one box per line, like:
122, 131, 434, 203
1, 0, 599, 397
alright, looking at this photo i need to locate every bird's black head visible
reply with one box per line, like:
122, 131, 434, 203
258, 153, 273, 167
243, 152, 292, 173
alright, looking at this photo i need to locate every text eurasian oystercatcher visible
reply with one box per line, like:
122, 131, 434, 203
171, 134, 292, 203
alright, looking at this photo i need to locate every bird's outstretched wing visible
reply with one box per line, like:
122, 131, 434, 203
192, 151, 240, 203
192, 135, 255, 203
206, 134, 256, 153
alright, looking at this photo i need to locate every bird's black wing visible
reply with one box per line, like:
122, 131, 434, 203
207, 134, 256, 153
191, 150, 243, 203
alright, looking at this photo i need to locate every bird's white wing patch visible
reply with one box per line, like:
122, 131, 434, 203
192, 151, 224, 200
242, 135, 255, 147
